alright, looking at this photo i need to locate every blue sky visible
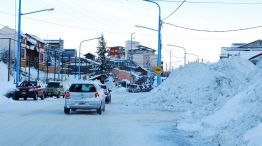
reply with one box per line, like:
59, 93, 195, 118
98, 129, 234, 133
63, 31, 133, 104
1, 0, 262, 69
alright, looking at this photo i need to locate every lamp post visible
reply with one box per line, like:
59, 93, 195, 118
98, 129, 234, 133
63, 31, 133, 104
167, 44, 186, 66
143, 0, 162, 86
129, 33, 135, 84
78, 37, 100, 80
16, 0, 54, 86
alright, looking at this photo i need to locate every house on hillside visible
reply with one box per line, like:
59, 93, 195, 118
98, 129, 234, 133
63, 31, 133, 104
220, 40, 262, 63
44, 39, 64, 74
22, 34, 46, 71
108, 46, 125, 59
130, 45, 158, 71
84, 53, 96, 61
0, 26, 18, 63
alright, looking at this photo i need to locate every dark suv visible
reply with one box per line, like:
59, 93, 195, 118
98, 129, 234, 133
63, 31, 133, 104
13, 80, 45, 100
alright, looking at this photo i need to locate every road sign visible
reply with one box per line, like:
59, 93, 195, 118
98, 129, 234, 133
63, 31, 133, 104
153, 66, 163, 75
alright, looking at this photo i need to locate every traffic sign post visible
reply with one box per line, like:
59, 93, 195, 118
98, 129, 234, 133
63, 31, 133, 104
153, 66, 163, 75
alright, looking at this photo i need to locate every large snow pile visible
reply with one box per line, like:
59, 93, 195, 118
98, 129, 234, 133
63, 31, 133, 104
136, 57, 262, 146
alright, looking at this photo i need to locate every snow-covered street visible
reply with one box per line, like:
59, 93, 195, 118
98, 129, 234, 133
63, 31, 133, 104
0, 91, 199, 146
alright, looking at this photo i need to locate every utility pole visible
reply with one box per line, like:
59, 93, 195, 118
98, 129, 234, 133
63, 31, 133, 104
68, 55, 70, 78
8, 38, 11, 82
61, 52, 64, 81
46, 48, 49, 82
54, 50, 56, 81
170, 50, 172, 72
129, 33, 135, 84
28, 51, 31, 81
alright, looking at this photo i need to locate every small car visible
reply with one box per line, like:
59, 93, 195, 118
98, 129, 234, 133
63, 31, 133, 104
64, 81, 106, 115
44, 81, 65, 98
13, 80, 45, 100
100, 84, 111, 104
128, 84, 140, 93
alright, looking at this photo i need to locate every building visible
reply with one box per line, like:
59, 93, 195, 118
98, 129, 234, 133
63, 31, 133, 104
220, 40, 262, 62
109, 46, 125, 59
22, 34, 46, 71
44, 39, 64, 74
0, 26, 18, 62
84, 53, 96, 61
125, 40, 140, 60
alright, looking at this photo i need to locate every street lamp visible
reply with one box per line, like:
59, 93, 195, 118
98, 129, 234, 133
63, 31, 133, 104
167, 44, 186, 66
16, 0, 54, 86
143, 0, 162, 86
78, 37, 100, 80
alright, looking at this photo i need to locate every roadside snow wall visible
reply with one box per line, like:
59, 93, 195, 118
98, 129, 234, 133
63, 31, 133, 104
135, 57, 262, 146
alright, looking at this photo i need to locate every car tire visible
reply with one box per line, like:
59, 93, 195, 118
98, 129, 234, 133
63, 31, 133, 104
24, 97, 27, 100
97, 106, 102, 115
57, 92, 60, 98
64, 107, 70, 114
13, 96, 18, 100
40, 94, 44, 100
102, 104, 105, 112
33, 93, 37, 100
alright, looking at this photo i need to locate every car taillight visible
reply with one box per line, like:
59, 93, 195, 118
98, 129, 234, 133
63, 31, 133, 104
95, 92, 99, 98
65, 92, 70, 98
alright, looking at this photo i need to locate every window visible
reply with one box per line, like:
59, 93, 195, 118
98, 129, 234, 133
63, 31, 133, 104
69, 84, 96, 92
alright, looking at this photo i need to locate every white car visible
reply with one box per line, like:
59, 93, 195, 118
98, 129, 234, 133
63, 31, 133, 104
64, 81, 106, 115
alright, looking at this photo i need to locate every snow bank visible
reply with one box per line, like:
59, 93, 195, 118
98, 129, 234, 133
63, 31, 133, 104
135, 57, 262, 145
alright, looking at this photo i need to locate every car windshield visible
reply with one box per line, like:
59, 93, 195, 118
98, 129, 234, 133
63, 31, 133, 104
47, 83, 60, 88
69, 84, 96, 92
19, 81, 37, 87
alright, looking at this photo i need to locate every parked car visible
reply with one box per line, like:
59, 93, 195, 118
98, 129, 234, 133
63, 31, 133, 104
45, 81, 65, 98
64, 81, 106, 115
13, 80, 45, 100
99, 84, 111, 104
128, 84, 140, 93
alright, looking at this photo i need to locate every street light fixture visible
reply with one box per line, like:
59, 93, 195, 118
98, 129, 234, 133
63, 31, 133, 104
143, 0, 162, 86
16, 0, 54, 86
78, 37, 100, 80
167, 44, 187, 66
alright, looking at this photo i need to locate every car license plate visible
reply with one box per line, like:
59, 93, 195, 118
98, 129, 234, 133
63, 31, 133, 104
48, 93, 51, 95
22, 92, 26, 95
79, 102, 85, 105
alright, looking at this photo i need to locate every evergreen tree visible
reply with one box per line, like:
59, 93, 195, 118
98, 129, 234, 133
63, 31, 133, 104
96, 34, 111, 75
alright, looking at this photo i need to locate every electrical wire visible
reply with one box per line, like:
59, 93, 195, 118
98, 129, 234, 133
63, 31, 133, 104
162, 0, 186, 21
154, 0, 262, 5
164, 22, 262, 32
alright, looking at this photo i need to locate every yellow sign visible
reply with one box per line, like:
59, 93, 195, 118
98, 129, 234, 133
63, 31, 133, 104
153, 66, 163, 75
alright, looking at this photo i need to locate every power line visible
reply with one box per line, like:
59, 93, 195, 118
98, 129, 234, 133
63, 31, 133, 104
164, 22, 262, 32
162, 0, 186, 21
154, 0, 262, 5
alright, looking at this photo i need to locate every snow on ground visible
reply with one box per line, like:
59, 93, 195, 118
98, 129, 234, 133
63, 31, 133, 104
135, 57, 262, 146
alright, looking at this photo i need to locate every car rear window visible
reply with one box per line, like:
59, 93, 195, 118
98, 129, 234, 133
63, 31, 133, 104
69, 84, 97, 92
47, 83, 60, 88
100, 85, 107, 89
130, 85, 137, 88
